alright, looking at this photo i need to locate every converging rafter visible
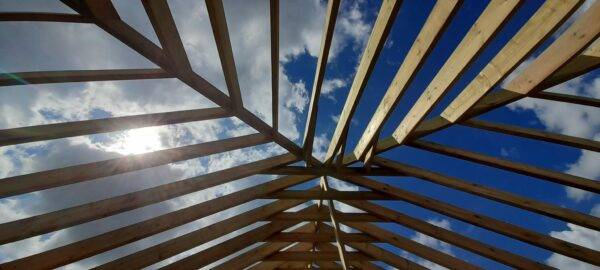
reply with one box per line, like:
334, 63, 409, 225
0, 0, 598, 269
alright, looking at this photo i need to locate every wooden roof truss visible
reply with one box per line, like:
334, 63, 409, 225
0, 0, 599, 269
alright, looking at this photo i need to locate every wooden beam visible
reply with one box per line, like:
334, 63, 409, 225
262, 165, 403, 176
263, 190, 393, 200
0, 107, 231, 147
504, 1, 600, 96
375, 156, 600, 230
324, 0, 402, 161
97, 198, 308, 270
0, 12, 91, 23
407, 140, 600, 193
333, 174, 600, 266
367, 61, 600, 163
265, 212, 381, 222
264, 251, 371, 262
161, 208, 319, 270
318, 225, 425, 270
205, 0, 244, 111
536, 37, 600, 90
0, 133, 271, 198
70, 0, 314, 162
345, 32, 600, 166
142, 0, 192, 74
352, 0, 460, 159
211, 227, 315, 270
346, 200, 553, 270
391, 0, 520, 146
531, 91, 600, 108
347, 242, 427, 270
440, 0, 581, 123
0, 68, 171, 86
245, 242, 313, 270
0, 165, 311, 245
302, 0, 340, 156
316, 242, 384, 270
270, 0, 279, 131
266, 232, 375, 243
0, 172, 315, 269
321, 176, 349, 269
462, 118, 600, 152
346, 222, 481, 270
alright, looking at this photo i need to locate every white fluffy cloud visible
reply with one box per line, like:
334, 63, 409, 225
321, 78, 347, 100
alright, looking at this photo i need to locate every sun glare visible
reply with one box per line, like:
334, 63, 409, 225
108, 127, 164, 155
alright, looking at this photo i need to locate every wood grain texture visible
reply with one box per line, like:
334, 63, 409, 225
392, 0, 520, 145
441, 0, 581, 122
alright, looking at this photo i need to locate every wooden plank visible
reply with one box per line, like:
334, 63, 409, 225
205, 0, 244, 110
352, 0, 460, 159
0, 107, 231, 147
245, 242, 313, 270
160, 207, 318, 270
264, 251, 371, 262
0, 68, 171, 86
265, 212, 381, 222
266, 232, 375, 243
0, 169, 314, 269
0, 164, 311, 245
462, 118, 600, 152
368, 43, 600, 158
0, 133, 271, 198
74, 0, 313, 161
346, 222, 481, 270
0, 12, 91, 23
97, 198, 308, 270
375, 156, 600, 230
391, 0, 520, 145
505, 1, 600, 95
302, 0, 341, 156
531, 91, 600, 108
78, 0, 171, 67
316, 242, 384, 270
142, 0, 193, 74
324, 0, 402, 161
321, 176, 349, 269
262, 165, 402, 176
211, 226, 315, 270
407, 140, 600, 193
318, 224, 423, 270
263, 190, 392, 200
346, 200, 553, 270
536, 37, 600, 90
333, 174, 600, 266
348, 33, 600, 166
347, 242, 427, 270
441, 0, 581, 122
270, 0, 279, 131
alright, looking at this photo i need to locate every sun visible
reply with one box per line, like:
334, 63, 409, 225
107, 127, 164, 155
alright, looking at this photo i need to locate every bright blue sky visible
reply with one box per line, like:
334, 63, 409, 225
0, 0, 598, 269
